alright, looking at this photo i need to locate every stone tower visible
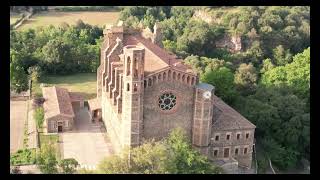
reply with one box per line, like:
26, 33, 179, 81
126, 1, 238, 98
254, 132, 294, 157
121, 45, 145, 149
192, 83, 215, 156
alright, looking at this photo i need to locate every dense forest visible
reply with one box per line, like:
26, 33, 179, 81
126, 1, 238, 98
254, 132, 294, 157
10, 6, 310, 172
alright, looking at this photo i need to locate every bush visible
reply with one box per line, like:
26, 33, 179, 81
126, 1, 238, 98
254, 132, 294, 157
10, 149, 37, 166
34, 107, 44, 129
58, 158, 79, 174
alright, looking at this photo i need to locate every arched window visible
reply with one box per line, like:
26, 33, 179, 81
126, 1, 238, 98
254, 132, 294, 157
133, 83, 138, 92
177, 73, 181, 80
187, 76, 190, 84
144, 80, 147, 88
191, 77, 195, 85
126, 57, 131, 76
163, 72, 166, 81
182, 75, 185, 82
127, 83, 130, 91
148, 78, 152, 86
173, 71, 176, 80
133, 58, 138, 77
168, 70, 171, 80
158, 74, 162, 81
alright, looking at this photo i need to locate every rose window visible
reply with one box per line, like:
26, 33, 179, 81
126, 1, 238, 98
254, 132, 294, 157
158, 93, 176, 111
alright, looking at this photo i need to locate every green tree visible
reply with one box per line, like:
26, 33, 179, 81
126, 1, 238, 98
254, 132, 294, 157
58, 158, 79, 174
37, 144, 58, 174
10, 61, 28, 93
165, 128, 222, 174
201, 67, 237, 104
98, 128, 222, 174
272, 45, 293, 66
261, 47, 310, 98
234, 63, 258, 95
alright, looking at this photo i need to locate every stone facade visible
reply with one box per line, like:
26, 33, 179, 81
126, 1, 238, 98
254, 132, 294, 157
97, 24, 256, 170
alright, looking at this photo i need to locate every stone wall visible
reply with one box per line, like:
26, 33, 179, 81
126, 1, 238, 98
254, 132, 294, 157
143, 80, 195, 141
209, 128, 255, 168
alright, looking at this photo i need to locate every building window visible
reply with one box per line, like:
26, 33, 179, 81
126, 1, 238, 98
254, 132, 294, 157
237, 133, 241, 140
215, 135, 219, 141
158, 92, 176, 111
244, 147, 248, 154
224, 148, 230, 158
226, 133, 231, 140
133, 83, 138, 92
127, 83, 130, 91
235, 148, 239, 155
246, 133, 250, 139
213, 150, 218, 157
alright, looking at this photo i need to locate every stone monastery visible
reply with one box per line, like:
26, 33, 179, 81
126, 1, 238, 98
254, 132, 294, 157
95, 22, 256, 170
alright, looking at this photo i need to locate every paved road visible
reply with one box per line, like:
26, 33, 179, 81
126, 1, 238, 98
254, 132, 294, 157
10, 100, 28, 153
61, 108, 113, 169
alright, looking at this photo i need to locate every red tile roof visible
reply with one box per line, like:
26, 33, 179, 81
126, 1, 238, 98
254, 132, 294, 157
42, 86, 75, 119
69, 92, 84, 102
212, 94, 256, 130
88, 98, 101, 111
123, 34, 196, 75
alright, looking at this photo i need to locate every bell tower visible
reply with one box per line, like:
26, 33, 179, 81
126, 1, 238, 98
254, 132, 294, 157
121, 45, 145, 149
192, 83, 215, 155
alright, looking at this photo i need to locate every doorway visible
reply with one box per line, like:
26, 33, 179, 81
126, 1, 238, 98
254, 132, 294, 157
224, 148, 230, 158
58, 125, 63, 132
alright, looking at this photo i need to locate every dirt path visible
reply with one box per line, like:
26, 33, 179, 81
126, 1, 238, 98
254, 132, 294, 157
10, 100, 28, 153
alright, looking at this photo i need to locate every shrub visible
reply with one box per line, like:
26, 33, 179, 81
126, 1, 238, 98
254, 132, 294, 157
34, 107, 44, 129
10, 149, 37, 166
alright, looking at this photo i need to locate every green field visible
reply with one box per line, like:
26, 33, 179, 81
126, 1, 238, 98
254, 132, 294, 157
19, 11, 120, 30
33, 73, 97, 100
10, 14, 21, 25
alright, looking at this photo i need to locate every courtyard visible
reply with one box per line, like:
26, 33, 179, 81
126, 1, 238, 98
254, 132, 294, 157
60, 107, 113, 169
10, 100, 27, 153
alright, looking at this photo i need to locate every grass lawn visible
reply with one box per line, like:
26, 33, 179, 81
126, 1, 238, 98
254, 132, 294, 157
19, 11, 120, 30
32, 73, 97, 100
39, 133, 61, 160
10, 14, 21, 25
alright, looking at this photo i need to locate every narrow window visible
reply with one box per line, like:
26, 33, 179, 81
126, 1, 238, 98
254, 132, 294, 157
246, 133, 250, 139
226, 134, 230, 140
158, 74, 162, 81
244, 147, 248, 154
173, 72, 176, 80
127, 83, 130, 91
191, 77, 195, 85
235, 148, 239, 155
163, 72, 166, 80
144, 80, 147, 88
177, 73, 180, 80
237, 133, 241, 140
215, 135, 219, 141
133, 83, 138, 92
213, 150, 218, 157
187, 76, 190, 84
182, 75, 185, 82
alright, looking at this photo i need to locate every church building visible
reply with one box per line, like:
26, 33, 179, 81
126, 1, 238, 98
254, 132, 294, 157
95, 22, 256, 170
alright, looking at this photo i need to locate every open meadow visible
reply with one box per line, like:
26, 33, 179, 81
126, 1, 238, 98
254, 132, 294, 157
33, 73, 97, 100
18, 11, 120, 30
